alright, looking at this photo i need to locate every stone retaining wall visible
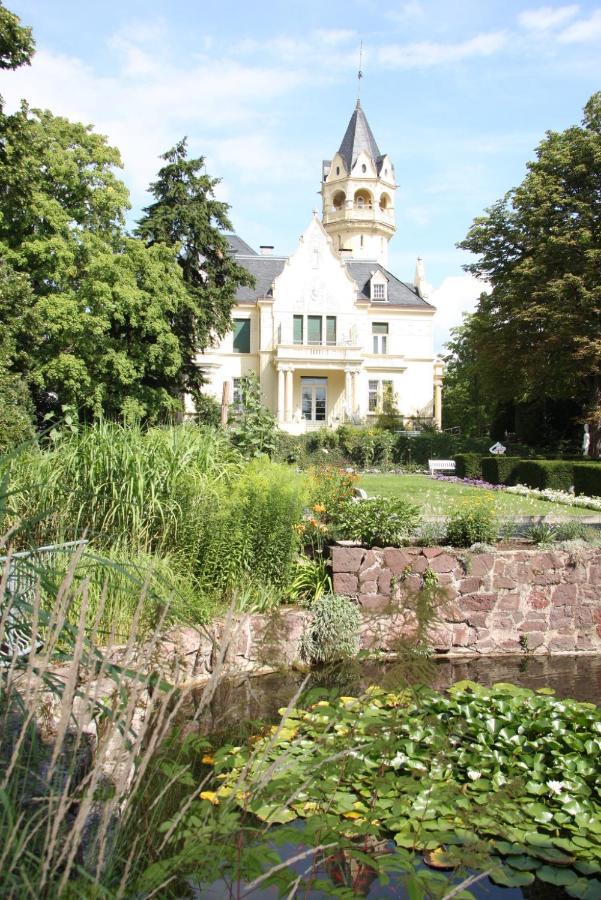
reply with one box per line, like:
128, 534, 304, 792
332, 545, 601, 656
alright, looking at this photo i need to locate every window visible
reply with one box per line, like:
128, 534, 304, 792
372, 322, 388, 354
293, 315, 303, 345
326, 316, 336, 345
372, 282, 386, 301
361, 163, 367, 173
336, 166, 340, 175
307, 315, 322, 345
233, 319, 250, 353
360, 235, 364, 248
368, 379, 393, 412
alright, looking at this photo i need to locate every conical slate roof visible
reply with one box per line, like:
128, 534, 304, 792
337, 100, 381, 172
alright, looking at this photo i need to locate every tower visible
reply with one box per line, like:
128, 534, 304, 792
321, 100, 396, 266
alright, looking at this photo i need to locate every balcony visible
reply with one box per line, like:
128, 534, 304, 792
274, 340, 363, 368
324, 205, 394, 224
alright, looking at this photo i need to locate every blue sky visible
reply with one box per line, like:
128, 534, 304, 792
4, 0, 601, 349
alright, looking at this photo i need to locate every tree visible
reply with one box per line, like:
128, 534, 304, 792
136, 139, 254, 405
459, 93, 601, 454
0, 261, 35, 450
0, 2, 34, 72
0, 105, 192, 420
441, 314, 492, 436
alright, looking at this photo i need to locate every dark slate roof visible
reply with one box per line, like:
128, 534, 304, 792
225, 233, 258, 256
346, 260, 433, 309
227, 236, 432, 309
338, 100, 382, 173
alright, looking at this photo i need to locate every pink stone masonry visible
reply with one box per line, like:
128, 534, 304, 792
331, 545, 601, 656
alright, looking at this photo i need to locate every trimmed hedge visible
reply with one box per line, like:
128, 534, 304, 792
454, 453, 482, 479
515, 459, 575, 492
574, 463, 601, 498
480, 456, 521, 486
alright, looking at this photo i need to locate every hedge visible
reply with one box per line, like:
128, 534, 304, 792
480, 456, 521, 486
515, 459, 575, 492
454, 453, 482, 479
573, 463, 601, 498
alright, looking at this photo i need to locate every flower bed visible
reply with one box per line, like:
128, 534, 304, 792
507, 484, 601, 513
433, 474, 506, 491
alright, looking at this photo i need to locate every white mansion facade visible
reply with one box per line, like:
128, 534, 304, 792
193, 100, 443, 433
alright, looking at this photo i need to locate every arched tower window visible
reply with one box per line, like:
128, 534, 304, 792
354, 189, 373, 210
332, 190, 346, 211
379, 192, 391, 212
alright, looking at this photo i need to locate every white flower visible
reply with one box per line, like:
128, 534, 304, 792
547, 780, 565, 794
390, 752, 408, 768
467, 768, 482, 781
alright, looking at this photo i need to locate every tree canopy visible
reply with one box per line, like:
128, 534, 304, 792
456, 92, 601, 451
0, 1, 34, 72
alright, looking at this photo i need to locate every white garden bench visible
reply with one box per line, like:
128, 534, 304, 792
428, 459, 456, 476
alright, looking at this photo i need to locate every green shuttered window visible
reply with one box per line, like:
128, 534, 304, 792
293, 315, 303, 344
233, 319, 250, 353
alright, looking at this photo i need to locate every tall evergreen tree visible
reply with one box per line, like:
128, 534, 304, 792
459, 93, 601, 453
136, 139, 254, 402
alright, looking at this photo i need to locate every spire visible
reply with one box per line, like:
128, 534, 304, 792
337, 101, 381, 173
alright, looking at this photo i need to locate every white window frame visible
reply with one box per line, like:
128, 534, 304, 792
368, 379, 394, 413
372, 282, 387, 301
372, 322, 389, 354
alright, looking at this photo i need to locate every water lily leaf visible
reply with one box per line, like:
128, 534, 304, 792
536, 687, 556, 695
394, 832, 418, 849
525, 832, 554, 848
490, 867, 535, 887
575, 862, 601, 876
506, 855, 540, 871
423, 848, 459, 870
537, 865, 579, 886
566, 878, 601, 899
494, 841, 527, 856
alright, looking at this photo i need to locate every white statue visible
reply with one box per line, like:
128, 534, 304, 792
582, 424, 590, 457
489, 442, 507, 455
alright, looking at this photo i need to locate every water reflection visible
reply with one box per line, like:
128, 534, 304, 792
185, 654, 601, 737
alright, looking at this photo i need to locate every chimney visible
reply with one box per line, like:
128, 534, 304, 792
260, 245, 274, 256
414, 256, 431, 300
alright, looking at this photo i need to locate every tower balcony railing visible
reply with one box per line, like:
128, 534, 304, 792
324, 206, 394, 223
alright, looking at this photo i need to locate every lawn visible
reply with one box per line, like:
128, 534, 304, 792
360, 474, 595, 519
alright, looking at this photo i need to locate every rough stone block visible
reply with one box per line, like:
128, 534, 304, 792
333, 573, 358, 595
422, 547, 443, 558
383, 548, 413, 574
528, 591, 550, 610
461, 593, 497, 612
442, 602, 468, 624
331, 546, 364, 573
520, 631, 545, 650
361, 580, 378, 594
359, 564, 383, 583
458, 576, 483, 594
548, 635, 576, 652
493, 574, 517, 590
429, 553, 457, 574
497, 593, 521, 611
552, 583, 578, 606
427, 626, 453, 650
411, 555, 428, 574
378, 570, 392, 595
470, 554, 495, 577
358, 594, 390, 612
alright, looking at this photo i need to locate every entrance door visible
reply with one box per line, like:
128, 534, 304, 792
301, 377, 327, 423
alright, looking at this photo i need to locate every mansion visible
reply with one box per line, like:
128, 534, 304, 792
194, 100, 443, 433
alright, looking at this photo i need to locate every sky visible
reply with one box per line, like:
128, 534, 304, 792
3, 0, 601, 351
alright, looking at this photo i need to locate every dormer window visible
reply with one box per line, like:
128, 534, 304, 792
372, 282, 386, 301
336, 166, 340, 175
361, 163, 367, 173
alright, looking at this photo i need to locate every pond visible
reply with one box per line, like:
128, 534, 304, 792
183, 655, 601, 899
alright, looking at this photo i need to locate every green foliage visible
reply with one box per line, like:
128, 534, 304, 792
516, 459, 575, 491
0, 1, 34, 71
229, 373, 278, 458
376, 382, 402, 432
454, 453, 482, 479
190, 391, 222, 427
574, 463, 601, 498
527, 522, 558, 546
0, 367, 35, 453
136, 138, 254, 401
443, 315, 493, 437
481, 456, 521, 485
286, 555, 333, 605
198, 459, 306, 595
554, 520, 593, 542
333, 497, 421, 546
215, 682, 601, 895
299, 593, 361, 664
446, 495, 497, 547
458, 92, 601, 453
306, 465, 357, 520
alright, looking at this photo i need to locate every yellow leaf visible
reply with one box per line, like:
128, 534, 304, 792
343, 811, 362, 819
201, 754, 215, 765
199, 791, 220, 805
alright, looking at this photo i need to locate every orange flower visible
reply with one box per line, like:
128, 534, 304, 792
312, 503, 326, 514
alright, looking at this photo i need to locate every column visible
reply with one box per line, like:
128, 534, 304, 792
277, 366, 285, 423
351, 369, 359, 415
434, 383, 442, 430
344, 368, 352, 418
285, 367, 294, 423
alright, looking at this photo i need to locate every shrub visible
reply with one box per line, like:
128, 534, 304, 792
445, 496, 497, 547
306, 465, 357, 520
527, 522, 557, 545
481, 456, 521, 485
0, 368, 35, 453
332, 496, 421, 546
286, 555, 332, 605
198, 459, 306, 594
515, 459, 574, 491
299, 593, 361, 664
574, 462, 601, 498
554, 520, 594, 542
454, 453, 482, 479
228, 373, 278, 458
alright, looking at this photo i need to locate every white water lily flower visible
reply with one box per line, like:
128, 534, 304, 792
390, 752, 408, 768
547, 780, 565, 794
467, 768, 482, 781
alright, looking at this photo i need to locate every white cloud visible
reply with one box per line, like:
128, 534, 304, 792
313, 29, 357, 46
558, 7, 601, 41
385, 2, 426, 25
431, 274, 488, 352
518, 5, 579, 31
377, 32, 507, 68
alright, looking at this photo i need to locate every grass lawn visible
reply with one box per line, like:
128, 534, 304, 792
360, 474, 594, 519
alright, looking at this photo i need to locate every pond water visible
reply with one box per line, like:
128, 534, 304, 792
186, 656, 601, 900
